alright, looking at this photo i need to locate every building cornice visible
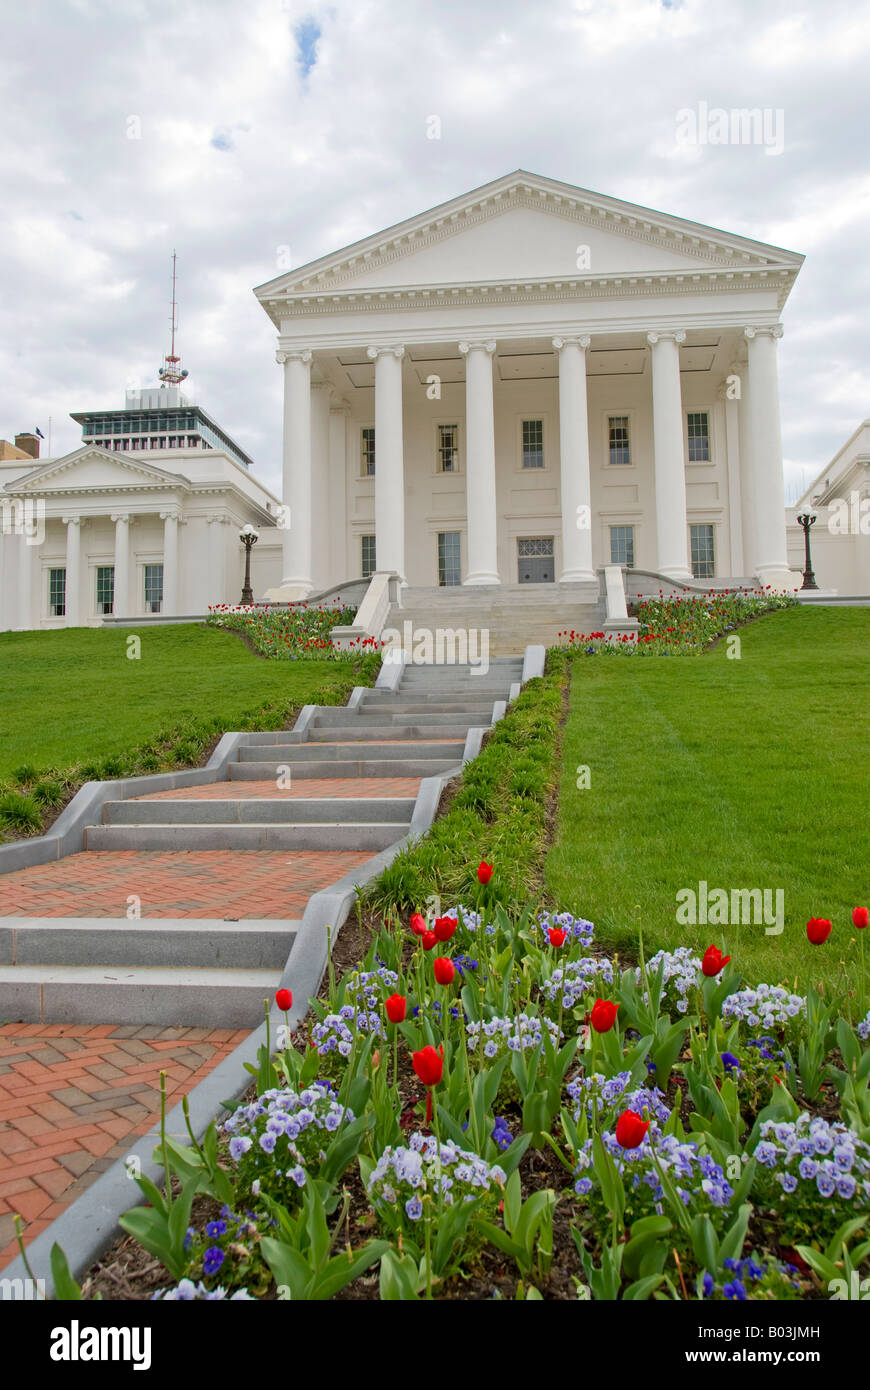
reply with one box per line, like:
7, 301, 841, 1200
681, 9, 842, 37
4, 482, 185, 499
265, 268, 797, 327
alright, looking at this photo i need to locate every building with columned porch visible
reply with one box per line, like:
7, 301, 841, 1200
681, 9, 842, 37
0, 385, 282, 631
254, 169, 805, 601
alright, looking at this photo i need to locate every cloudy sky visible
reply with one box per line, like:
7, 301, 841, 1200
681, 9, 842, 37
2, 0, 868, 502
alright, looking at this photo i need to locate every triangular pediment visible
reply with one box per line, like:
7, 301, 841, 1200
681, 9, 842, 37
255, 170, 803, 314
3, 446, 191, 494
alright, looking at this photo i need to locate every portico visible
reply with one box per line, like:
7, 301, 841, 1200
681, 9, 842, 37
0, 444, 279, 630
255, 170, 803, 600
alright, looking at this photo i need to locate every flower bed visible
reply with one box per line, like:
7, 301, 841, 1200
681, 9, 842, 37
51, 878, 869, 1303
558, 587, 798, 655
207, 600, 382, 659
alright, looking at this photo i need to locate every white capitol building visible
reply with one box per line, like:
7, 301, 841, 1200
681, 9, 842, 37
1, 171, 867, 631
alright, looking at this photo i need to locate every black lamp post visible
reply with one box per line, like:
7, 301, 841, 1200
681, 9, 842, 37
239, 524, 259, 605
796, 509, 818, 591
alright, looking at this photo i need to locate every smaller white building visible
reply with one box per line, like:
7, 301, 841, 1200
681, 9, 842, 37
786, 419, 870, 594
0, 387, 284, 630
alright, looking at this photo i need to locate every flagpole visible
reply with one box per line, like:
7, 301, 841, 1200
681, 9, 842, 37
48, 416, 52, 456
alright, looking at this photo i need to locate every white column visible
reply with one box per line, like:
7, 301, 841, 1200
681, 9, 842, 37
367, 344, 405, 579
722, 383, 744, 578
553, 335, 594, 583
458, 340, 500, 585
112, 513, 130, 616
276, 348, 313, 598
18, 529, 33, 630
63, 515, 81, 626
647, 331, 692, 579
328, 404, 349, 585
860, 488, 870, 595
736, 356, 757, 576
161, 510, 179, 615
310, 382, 331, 592
207, 516, 227, 606
744, 325, 794, 587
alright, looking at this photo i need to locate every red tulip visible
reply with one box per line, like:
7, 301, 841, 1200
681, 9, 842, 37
421, 930, 438, 951
477, 862, 493, 885
548, 926, 567, 948
590, 998, 619, 1033
614, 1110, 650, 1149
385, 993, 406, 1024
409, 912, 427, 937
275, 988, 292, 1012
701, 945, 731, 977
433, 957, 455, 986
852, 906, 869, 930
412, 1044, 444, 1087
434, 914, 457, 942
807, 918, 832, 945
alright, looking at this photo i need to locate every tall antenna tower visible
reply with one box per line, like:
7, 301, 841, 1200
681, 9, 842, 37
158, 250, 189, 387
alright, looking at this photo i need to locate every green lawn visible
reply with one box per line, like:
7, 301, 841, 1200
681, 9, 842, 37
545, 606, 870, 996
0, 624, 367, 778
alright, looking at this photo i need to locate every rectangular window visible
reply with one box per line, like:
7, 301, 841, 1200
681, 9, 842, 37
609, 525, 635, 568
144, 563, 163, 613
517, 536, 554, 583
438, 424, 459, 473
690, 523, 715, 578
437, 532, 461, 586
609, 416, 631, 465
522, 419, 544, 469
687, 411, 710, 462
49, 567, 66, 617
96, 566, 115, 615
361, 534, 376, 578
361, 427, 376, 477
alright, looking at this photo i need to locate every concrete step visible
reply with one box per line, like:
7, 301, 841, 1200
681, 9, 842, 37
389, 657, 523, 668
358, 692, 497, 706
400, 583, 598, 598
230, 757, 460, 779
359, 695, 499, 710
312, 709, 487, 726
398, 606, 598, 614
0, 963, 283, 1027
236, 740, 463, 762
397, 667, 516, 678
84, 822, 409, 852
104, 797, 416, 825
304, 723, 476, 742
395, 682, 513, 696
0, 918, 298, 970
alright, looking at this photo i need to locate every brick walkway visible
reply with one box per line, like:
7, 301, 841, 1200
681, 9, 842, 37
0, 850, 372, 919
0, 1022, 248, 1271
135, 777, 422, 801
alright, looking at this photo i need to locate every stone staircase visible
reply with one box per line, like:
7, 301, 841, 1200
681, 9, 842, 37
388, 583, 602, 656
0, 657, 523, 1026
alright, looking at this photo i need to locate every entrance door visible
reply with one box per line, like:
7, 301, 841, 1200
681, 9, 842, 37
517, 537, 554, 583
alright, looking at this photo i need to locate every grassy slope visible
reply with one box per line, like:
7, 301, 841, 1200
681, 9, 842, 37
0, 624, 359, 777
544, 606, 870, 995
